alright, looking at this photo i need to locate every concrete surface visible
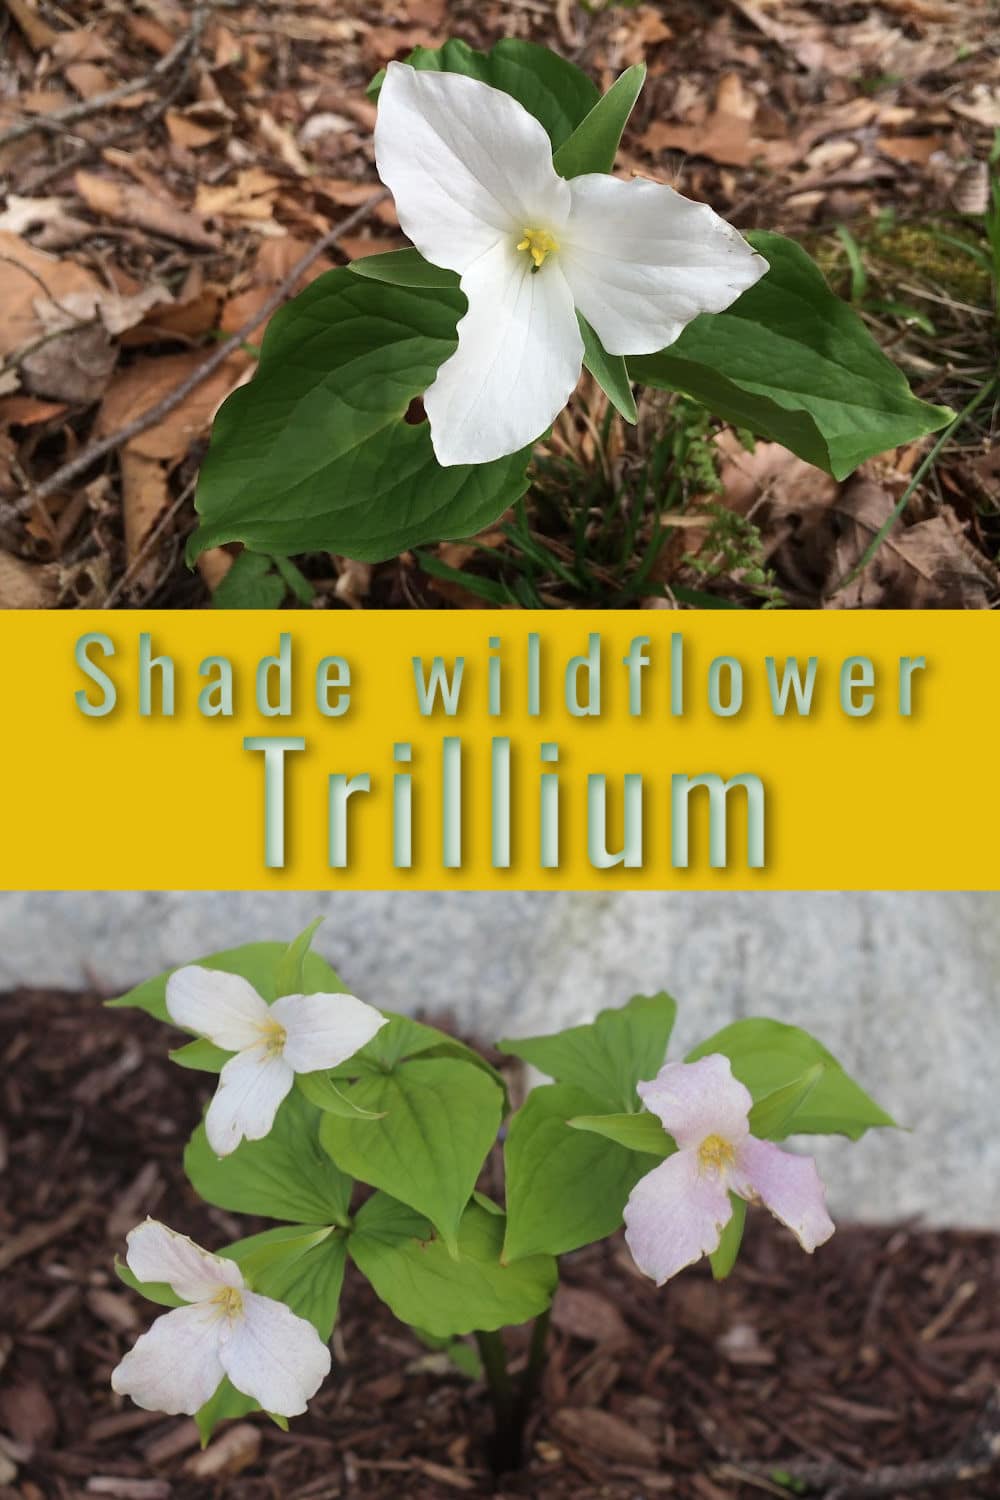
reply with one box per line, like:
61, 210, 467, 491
2, 891, 996, 1227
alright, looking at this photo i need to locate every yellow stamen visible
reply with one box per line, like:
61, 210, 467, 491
257, 1016, 287, 1057
211, 1285, 244, 1320
698, 1134, 735, 1175
516, 227, 560, 270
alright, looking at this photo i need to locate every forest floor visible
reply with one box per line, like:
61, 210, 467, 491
0, 0, 998, 608
1, 988, 998, 1499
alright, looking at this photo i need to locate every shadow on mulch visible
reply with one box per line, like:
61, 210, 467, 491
1, 989, 997, 1499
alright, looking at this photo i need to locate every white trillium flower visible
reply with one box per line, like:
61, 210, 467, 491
166, 965, 387, 1157
623, 1054, 835, 1285
373, 63, 769, 467
111, 1219, 331, 1417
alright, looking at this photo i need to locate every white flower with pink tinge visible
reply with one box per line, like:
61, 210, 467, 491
111, 1220, 331, 1417
623, 1054, 835, 1285
166, 965, 387, 1158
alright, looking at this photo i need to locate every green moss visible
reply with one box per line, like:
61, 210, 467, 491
814, 220, 991, 307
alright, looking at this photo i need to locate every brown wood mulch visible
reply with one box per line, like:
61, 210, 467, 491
1, 989, 997, 1499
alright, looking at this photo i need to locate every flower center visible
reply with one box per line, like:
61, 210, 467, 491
256, 1016, 287, 1057
517, 227, 559, 271
211, 1285, 244, 1321
698, 1133, 735, 1175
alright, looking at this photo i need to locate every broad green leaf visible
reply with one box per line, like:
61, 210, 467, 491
195, 1382, 274, 1446
709, 1195, 746, 1281
168, 1038, 230, 1072
109, 940, 345, 1025
579, 314, 637, 423
209, 549, 286, 609
332, 1011, 507, 1099
747, 1066, 823, 1140
567, 1110, 672, 1158
114, 1258, 182, 1308
348, 248, 458, 291
296, 1071, 386, 1119
319, 1057, 503, 1255
499, 992, 677, 1114
687, 1018, 895, 1139
368, 38, 599, 152
185, 1088, 353, 1225
631, 232, 952, 480
224, 1225, 348, 1340
552, 64, 645, 178
276, 918, 325, 996
189, 271, 532, 565
349, 1192, 556, 1337
503, 1083, 659, 1262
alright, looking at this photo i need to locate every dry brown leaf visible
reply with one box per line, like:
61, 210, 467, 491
5, 0, 59, 51
877, 134, 948, 165
20, 321, 115, 403
64, 62, 113, 101
0, 195, 95, 250
120, 450, 169, 566
312, 177, 398, 226
195, 168, 281, 221
364, 25, 443, 67
641, 75, 793, 169
950, 87, 1000, 129
551, 1408, 658, 1466
340, 234, 403, 260
255, 109, 312, 176
197, 548, 234, 592
165, 110, 221, 150
74, 171, 220, 249
0, 395, 67, 426
0, 550, 58, 607
94, 349, 249, 463
0, 230, 101, 360
333, 558, 372, 607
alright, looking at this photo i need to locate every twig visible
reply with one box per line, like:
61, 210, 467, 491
0, 3, 210, 149
100, 477, 197, 609
1, 189, 390, 524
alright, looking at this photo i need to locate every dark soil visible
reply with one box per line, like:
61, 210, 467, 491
1, 989, 998, 1499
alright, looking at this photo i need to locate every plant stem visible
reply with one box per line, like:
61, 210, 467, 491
513, 1307, 551, 1439
474, 1330, 518, 1470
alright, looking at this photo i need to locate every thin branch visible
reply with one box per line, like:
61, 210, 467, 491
0, 3, 210, 149
1, 189, 390, 524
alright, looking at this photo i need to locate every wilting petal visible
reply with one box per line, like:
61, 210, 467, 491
733, 1137, 835, 1252
374, 63, 570, 275
219, 1292, 331, 1417
637, 1055, 752, 1152
124, 1218, 243, 1302
166, 965, 270, 1051
271, 991, 387, 1073
204, 1046, 295, 1157
111, 1302, 224, 1415
560, 174, 768, 356
623, 1148, 734, 1285
425, 240, 583, 465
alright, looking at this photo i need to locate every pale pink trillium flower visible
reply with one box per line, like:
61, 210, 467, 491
373, 62, 768, 467
111, 1219, 331, 1417
623, 1054, 835, 1284
166, 966, 388, 1157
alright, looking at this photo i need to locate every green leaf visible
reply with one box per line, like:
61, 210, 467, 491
189, 270, 532, 565
552, 64, 645, 177
348, 248, 458, 291
168, 1038, 230, 1072
114, 1258, 183, 1308
747, 1066, 824, 1140
319, 1057, 503, 1256
503, 1083, 659, 1262
185, 1087, 353, 1225
225, 1225, 347, 1340
276, 918, 325, 996
686, 1019, 896, 1139
631, 232, 952, 480
210, 550, 287, 609
368, 38, 599, 152
334, 1012, 507, 1100
296, 1071, 386, 1119
499, 992, 678, 1114
195, 1381, 268, 1446
709, 1195, 746, 1280
579, 314, 637, 423
109, 940, 345, 1025
349, 1193, 556, 1337
567, 1110, 672, 1158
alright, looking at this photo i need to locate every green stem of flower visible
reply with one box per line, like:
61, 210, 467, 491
474, 1330, 518, 1470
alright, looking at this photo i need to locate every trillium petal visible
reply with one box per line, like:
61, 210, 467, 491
271, 991, 387, 1073
560, 174, 769, 356
166, 966, 270, 1051
204, 1046, 295, 1157
623, 1148, 734, 1285
426, 243, 583, 465
374, 63, 571, 275
124, 1218, 243, 1302
733, 1138, 835, 1252
220, 1291, 331, 1417
637, 1055, 752, 1152
111, 1302, 224, 1415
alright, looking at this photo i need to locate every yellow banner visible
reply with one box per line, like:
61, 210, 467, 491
3, 610, 992, 890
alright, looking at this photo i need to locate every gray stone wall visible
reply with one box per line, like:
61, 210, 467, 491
3, 891, 997, 1227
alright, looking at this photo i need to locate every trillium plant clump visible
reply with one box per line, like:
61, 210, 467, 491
110, 922, 895, 1470
189, 38, 952, 569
